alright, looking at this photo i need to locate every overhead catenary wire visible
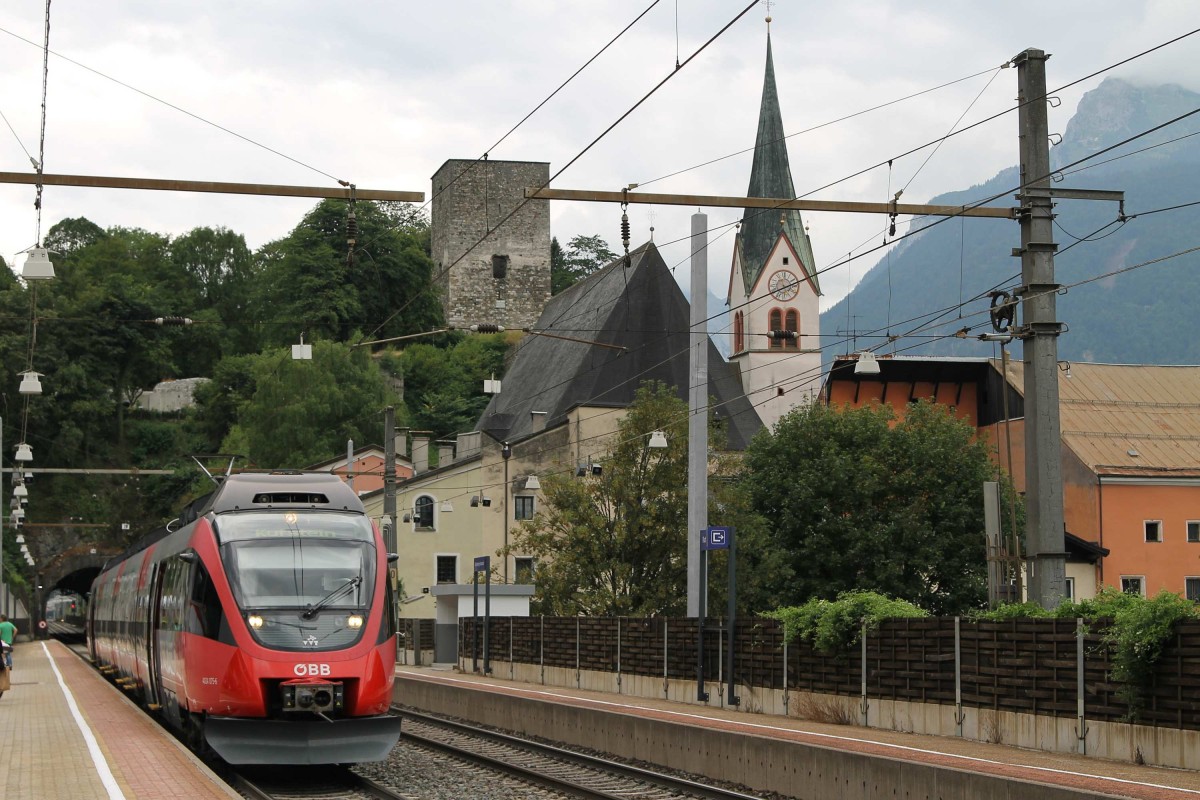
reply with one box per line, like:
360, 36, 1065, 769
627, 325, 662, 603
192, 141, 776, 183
33, 0, 52, 245
483, 100, 1200, 444
0, 24, 346, 185
633, 64, 1009, 189
405, 0, 665, 221
644, 25, 1200, 270
0, 104, 37, 168
365, 0, 761, 340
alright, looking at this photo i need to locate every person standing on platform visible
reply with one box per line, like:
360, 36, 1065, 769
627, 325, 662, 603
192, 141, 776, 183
0, 614, 16, 669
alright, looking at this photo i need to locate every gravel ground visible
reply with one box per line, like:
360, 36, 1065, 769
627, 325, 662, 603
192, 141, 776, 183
355, 737, 574, 800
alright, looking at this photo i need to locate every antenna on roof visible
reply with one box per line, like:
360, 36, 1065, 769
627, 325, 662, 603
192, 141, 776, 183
190, 454, 243, 486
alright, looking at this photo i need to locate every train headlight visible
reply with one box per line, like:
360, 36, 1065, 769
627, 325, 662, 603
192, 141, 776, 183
346, 614, 363, 629
247, 614, 264, 629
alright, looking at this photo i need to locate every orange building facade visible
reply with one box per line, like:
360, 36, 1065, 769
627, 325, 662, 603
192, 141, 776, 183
308, 445, 414, 496
825, 357, 1200, 601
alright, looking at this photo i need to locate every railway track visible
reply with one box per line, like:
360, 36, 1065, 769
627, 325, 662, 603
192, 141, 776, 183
396, 708, 768, 800
230, 765, 410, 800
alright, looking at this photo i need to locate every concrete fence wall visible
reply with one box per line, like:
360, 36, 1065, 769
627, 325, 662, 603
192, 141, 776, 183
449, 614, 1200, 770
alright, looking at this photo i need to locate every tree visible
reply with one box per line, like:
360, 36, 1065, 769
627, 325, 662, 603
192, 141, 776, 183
508, 382, 689, 616
551, 234, 617, 294
223, 341, 395, 468
741, 400, 1007, 615
252, 200, 442, 347
396, 333, 511, 436
169, 226, 259, 359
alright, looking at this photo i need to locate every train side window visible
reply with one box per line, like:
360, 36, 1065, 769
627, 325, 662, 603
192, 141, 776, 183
189, 562, 226, 641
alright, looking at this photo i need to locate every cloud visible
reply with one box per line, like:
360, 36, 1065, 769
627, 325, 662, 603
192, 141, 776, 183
1, 0, 1196, 316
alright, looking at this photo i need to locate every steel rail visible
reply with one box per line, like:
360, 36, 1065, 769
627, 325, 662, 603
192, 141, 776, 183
397, 708, 765, 800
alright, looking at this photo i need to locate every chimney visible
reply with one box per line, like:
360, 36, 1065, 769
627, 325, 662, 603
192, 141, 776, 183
395, 430, 409, 459
530, 410, 548, 433
412, 432, 431, 474
437, 440, 454, 467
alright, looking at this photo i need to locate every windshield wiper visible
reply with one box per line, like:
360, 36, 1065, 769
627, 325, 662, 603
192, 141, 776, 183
301, 576, 362, 619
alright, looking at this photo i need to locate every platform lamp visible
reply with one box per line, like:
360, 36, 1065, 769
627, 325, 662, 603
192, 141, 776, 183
854, 351, 881, 375
21, 246, 55, 281
18, 371, 43, 395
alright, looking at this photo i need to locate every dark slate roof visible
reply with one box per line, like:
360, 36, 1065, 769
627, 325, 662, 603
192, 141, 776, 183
476, 242, 763, 449
737, 32, 818, 296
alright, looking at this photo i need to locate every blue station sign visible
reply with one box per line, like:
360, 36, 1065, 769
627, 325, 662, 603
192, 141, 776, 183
702, 526, 733, 551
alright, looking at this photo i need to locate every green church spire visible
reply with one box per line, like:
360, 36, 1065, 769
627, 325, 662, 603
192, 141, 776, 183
738, 32, 818, 295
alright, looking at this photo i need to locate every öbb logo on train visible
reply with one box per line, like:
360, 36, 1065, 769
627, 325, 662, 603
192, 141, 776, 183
294, 663, 332, 677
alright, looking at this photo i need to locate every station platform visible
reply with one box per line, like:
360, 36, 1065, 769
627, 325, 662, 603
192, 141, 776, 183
395, 665, 1200, 800
0, 640, 240, 800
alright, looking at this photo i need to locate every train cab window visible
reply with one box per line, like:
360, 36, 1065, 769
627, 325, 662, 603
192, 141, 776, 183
216, 511, 376, 612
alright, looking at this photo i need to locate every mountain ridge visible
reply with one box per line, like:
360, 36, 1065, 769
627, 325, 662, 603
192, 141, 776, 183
820, 78, 1200, 366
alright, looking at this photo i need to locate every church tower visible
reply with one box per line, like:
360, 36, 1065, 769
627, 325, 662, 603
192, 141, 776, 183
727, 29, 822, 430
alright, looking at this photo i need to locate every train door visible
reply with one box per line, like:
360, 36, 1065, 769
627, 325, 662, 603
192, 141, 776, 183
146, 563, 165, 710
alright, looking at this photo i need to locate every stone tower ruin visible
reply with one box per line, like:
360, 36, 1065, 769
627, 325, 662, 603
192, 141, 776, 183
430, 159, 551, 330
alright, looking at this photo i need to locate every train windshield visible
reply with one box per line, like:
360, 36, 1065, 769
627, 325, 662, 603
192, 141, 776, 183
215, 511, 376, 611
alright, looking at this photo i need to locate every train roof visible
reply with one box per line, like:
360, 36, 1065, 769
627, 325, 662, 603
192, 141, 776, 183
208, 471, 366, 514
99, 472, 366, 572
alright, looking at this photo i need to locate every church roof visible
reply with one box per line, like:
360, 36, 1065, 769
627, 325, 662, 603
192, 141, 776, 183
737, 32, 819, 296
476, 242, 763, 449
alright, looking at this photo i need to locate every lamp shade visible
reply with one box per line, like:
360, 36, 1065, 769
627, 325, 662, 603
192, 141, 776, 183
15, 534, 24, 543
525, 475, 541, 491
13, 483, 28, 498
19, 371, 43, 395
291, 343, 312, 360
14, 442, 32, 462
854, 351, 881, 375
648, 430, 668, 448
22, 246, 55, 280
12, 506, 25, 521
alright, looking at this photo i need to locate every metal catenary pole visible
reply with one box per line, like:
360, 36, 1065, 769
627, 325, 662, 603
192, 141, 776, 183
687, 212, 709, 617
1014, 48, 1067, 608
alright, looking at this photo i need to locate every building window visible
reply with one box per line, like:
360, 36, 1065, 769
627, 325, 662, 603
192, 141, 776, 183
1144, 520, 1163, 543
768, 309, 783, 349
436, 555, 458, 584
733, 311, 744, 354
514, 495, 535, 520
784, 309, 799, 350
782, 256, 789, 265
1187, 578, 1200, 602
1064, 577, 1075, 601
1188, 521, 1200, 543
1120, 576, 1145, 596
492, 254, 509, 279
515, 557, 536, 584
414, 495, 435, 530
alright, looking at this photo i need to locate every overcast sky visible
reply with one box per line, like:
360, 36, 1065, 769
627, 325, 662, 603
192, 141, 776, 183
1, 1, 1197, 314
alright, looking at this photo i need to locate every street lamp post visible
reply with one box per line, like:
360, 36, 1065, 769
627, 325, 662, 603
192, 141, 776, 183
501, 442, 511, 584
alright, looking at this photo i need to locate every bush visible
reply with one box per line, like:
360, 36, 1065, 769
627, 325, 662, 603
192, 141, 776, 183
971, 587, 1200, 717
765, 591, 928, 653
969, 601, 1048, 621
1103, 590, 1198, 715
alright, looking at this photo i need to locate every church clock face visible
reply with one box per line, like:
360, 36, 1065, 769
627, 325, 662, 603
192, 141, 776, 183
768, 270, 800, 301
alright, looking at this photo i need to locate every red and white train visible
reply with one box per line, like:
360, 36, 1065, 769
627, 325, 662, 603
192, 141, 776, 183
88, 471, 402, 764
